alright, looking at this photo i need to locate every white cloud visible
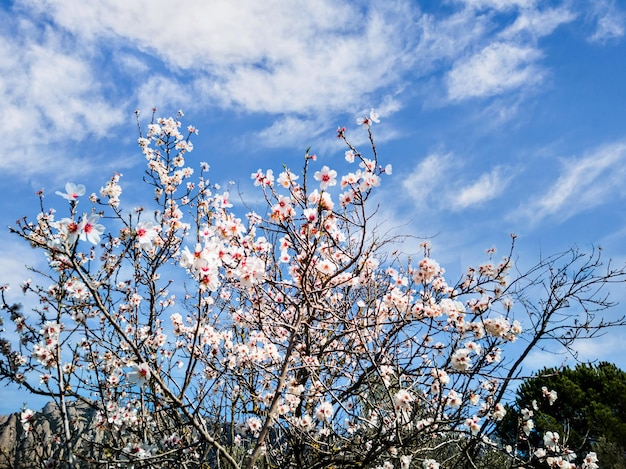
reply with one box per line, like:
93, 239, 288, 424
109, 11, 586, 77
446, 42, 543, 100
136, 75, 194, 113
402, 152, 454, 207
5, 0, 587, 142
0, 15, 125, 176
499, 6, 576, 39
115, 53, 150, 75
253, 116, 328, 150
517, 142, 626, 224
588, 0, 625, 43
411, 7, 502, 83
20, 0, 418, 115
402, 153, 511, 211
456, 0, 535, 11
452, 167, 509, 209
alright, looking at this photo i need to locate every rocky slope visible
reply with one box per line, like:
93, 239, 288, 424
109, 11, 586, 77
0, 401, 98, 468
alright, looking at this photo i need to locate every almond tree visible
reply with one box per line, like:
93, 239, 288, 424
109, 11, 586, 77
0, 110, 621, 468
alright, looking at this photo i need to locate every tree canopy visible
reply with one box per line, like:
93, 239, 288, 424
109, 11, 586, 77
497, 362, 626, 467
0, 112, 621, 468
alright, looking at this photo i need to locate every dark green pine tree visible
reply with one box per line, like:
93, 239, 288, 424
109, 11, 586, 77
496, 362, 626, 468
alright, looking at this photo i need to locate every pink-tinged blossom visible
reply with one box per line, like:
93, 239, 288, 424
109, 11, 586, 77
55, 182, 86, 201
492, 402, 507, 420
341, 172, 360, 188
199, 224, 216, 239
339, 191, 354, 207
465, 341, 481, 355
542, 386, 558, 405
523, 418, 534, 436
316, 259, 337, 276
199, 271, 220, 292
107, 374, 121, 386
128, 362, 151, 386
423, 459, 440, 469
465, 415, 481, 433
302, 208, 318, 224
583, 452, 599, 469
484, 317, 511, 338
451, 348, 472, 371
66, 279, 89, 300
547, 457, 573, 469
314, 401, 334, 422
122, 442, 155, 460
271, 195, 295, 220
521, 407, 534, 420
33, 344, 55, 368
445, 390, 462, 407
41, 321, 62, 340
276, 170, 299, 188
543, 431, 559, 449
235, 256, 266, 288
393, 389, 414, 412
100, 173, 123, 207
431, 368, 450, 385
314, 166, 338, 190
345, 150, 355, 163
57, 218, 81, 245
216, 192, 232, 208
485, 348, 502, 363
359, 158, 376, 172
308, 189, 321, 205
79, 214, 105, 244
175, 140, 193, 154
359, 172, 381, 191
135, 221, 159, 250
414, 258, 444, 284
251, 168, 274, 187
298, 414, 314, 431
20, 408, 35, 432
279, 250, 291, 263
319, 192, 334, 211
356, 109, 380, 128
246, 417, 262, 436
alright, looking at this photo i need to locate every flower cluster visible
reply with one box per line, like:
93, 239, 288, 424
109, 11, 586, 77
0, 110, 615, 469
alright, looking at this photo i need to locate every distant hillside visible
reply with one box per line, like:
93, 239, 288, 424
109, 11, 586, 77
0, 401, 99, 468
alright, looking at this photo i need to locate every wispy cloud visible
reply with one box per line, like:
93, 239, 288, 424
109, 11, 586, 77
13, 0, 581, 120
517, 142, 626, 224
428, 3, 575, 105
0, 13, 125, 176
21, 0, 419, 116
446, 42, 543, 101
588, 0, 625, 43
252, 116, 328, 150
402, 152, 453, 207
136, 75, 194, 113
452, 167, 509, 210
1, 0, 621, 183
499, 6, 576, 39
401, 152, 510, 211
456, 0, 535, 11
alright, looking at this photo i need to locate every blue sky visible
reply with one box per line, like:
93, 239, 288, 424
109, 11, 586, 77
1, 0, 626, 412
